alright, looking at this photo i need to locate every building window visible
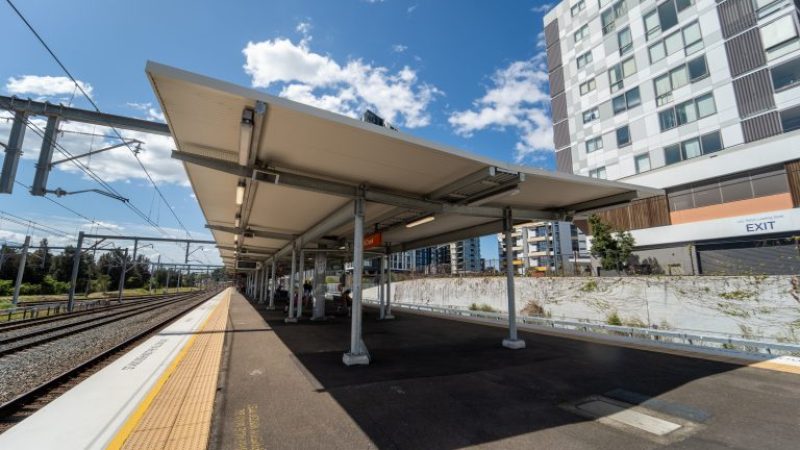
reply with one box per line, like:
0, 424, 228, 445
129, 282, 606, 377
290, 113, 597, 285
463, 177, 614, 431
771, 55, 800, 90
667, 165, 789, 211
644, 9, 661, 39
780, 104, 800, 131
687, 55, 709, 80
601, 1, 628, 35
571, 0, 586, 16
754, 0, 784, 19
761, 14, 800, 60
648, 21, 703, 63
651, 55, 709, 102
598, 0, 614, 8
586, 136, 604, 153
676, 0, 694, 12
577, 51, 593, 69
583, 107, 600, 123
618, 27, 633, 55
657, 0, 679, 32
635, 153, 651, 173
663, 131, 724, 165
659, 92, 716, 131
608, 57, 636, 92
613, 86, 641, 114
574, 24, 590, 43
580, 78, 597, 95
616, 125, 631, 147
589, 166, 607, 179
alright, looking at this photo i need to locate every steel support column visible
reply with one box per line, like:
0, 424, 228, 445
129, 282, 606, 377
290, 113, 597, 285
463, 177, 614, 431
11, 235, 30, 305
378, 255, 386, 319
312, 246, 327, 320
67, 232, 84, 312
117, 247, 129, 302
296, 250, 305, 319
502, 207, 525, 349
343, 195, 370, 365
268, 260, 277, 310
384, 246, 394, 320
285, 243, 298, 323
0, 111, 28, 194
31, 115, 60, 196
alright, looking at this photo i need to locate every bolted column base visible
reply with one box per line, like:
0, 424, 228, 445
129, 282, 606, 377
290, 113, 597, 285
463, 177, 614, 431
310, 316, 329, 321
502, 338, 526, 350
342, 352, 370, 366
284, 317, 298, 323
382, 314, 395, 320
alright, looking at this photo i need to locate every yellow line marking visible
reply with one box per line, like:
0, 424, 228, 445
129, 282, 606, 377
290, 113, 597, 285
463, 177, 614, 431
106, 289, 229, 450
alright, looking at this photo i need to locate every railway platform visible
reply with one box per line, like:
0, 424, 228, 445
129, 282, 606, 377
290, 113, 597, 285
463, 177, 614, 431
1, 288, 800, 449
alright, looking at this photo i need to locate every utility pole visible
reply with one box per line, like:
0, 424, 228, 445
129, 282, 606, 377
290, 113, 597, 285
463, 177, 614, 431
117, 248, 129, 302
11, 235, 31, 305
67, 232, 85, 312
150, 255, 160, 294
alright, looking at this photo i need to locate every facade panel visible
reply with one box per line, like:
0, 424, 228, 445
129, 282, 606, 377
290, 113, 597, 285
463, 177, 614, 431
732, 69, 775, 118
725, 28, 767, 77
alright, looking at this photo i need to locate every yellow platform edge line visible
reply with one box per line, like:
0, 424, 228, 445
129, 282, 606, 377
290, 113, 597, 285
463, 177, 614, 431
105, 288, 231, 450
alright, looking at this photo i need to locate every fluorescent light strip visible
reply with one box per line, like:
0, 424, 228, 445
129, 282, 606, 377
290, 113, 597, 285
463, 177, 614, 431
406, 215, 435, 228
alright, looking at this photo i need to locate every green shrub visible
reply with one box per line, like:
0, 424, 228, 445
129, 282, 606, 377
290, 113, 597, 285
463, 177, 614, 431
719, 290, 755, 300
606, 312, 623, 326
580, 280, 598, 292
19, 283, 41, 296
0, 279, 12, 296
469, 303, 496, 313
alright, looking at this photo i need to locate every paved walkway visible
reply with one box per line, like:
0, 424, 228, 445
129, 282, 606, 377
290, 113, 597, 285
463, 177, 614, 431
213, 291, 800, 449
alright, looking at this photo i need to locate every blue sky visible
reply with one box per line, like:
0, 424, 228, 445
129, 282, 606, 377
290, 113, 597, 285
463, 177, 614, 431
0, 0, 554, 264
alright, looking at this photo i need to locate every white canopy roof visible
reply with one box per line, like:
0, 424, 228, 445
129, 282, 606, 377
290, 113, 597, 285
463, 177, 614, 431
146, 61, 662, 271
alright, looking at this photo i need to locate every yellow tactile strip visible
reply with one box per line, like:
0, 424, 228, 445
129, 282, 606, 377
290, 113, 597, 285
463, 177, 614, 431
113, 289, 231, 450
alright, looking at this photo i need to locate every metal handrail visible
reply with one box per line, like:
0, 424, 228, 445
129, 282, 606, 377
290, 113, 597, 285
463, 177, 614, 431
363, 299, 800, 357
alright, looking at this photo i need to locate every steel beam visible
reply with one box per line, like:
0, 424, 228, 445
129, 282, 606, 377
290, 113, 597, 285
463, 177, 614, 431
206, 224, 294, 241
566, 191, 642, 214
0, 96, 171, 135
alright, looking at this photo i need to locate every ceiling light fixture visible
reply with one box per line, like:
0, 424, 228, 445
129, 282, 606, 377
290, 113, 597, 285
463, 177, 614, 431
234, 213, 241, 228
235, 180, 246, 206
406, 215, 435, 228
239, 108, 254, 166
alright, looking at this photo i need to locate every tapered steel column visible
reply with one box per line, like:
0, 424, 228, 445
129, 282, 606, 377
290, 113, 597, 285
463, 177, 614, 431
296, 250, 305, 319
502, 207, 525, 349
343, 195, 369, 365
0, 111, 28, 194
379, 255, 386, 319
312, 247, 327, 320
385, 247, 394, 320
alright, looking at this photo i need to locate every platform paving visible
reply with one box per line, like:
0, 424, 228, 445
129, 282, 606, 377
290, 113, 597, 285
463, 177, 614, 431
212, 291, 800, 449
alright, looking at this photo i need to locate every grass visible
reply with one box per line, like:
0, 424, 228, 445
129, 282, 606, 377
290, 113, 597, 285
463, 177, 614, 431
718, 290, 756, 300
579, 280, 599, 292
606, 312, 623, 326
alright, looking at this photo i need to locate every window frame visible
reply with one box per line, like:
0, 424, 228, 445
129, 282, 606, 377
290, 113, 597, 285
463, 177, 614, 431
635, 153, 651, 173
582, 107, 600, 124
579, 78, 597, 95
616, 125, 631, 147
585, 136, 604, 153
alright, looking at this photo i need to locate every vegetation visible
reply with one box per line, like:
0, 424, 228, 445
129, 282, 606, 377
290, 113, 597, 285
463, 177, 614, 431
579, 279, 598, 292
0, 239, 225, 302
468, 303, 496, 313
588, 214, 636, 275
719, 290, 756, 300
606, 311, 623, 326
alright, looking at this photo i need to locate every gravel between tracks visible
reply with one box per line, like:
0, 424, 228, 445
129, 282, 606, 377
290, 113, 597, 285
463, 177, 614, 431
0, 295, 208, 404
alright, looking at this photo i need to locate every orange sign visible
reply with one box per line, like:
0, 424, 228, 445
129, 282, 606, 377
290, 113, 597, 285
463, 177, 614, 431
363, 232, 382, 250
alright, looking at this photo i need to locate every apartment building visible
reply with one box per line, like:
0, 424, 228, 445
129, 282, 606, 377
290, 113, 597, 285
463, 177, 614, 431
498, 222, 590, 274
413, 238, 483, 274
544, 0, 800, 274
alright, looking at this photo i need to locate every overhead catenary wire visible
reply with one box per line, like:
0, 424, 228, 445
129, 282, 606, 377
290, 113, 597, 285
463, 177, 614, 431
5, 0, 192, 238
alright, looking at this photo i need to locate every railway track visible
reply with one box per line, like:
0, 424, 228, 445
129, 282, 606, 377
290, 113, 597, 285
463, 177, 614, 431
0, 288, 223, 433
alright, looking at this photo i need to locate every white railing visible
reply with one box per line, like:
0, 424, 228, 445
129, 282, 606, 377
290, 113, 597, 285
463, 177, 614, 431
363, 299, 800, 358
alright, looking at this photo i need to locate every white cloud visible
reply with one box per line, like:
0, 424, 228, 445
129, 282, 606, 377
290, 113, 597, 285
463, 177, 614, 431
407, 4, 418, 13
392, 44, 408, 53
126, 102, 166, 122
6, 75, 93, 99
242, 35, 441, 128
531, 3, 553, 13
448, 55, 553, 163
296, 21, 312, 36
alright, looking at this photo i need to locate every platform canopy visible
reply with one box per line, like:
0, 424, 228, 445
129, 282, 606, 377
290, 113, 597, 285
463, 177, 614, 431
147, 61, 662, 272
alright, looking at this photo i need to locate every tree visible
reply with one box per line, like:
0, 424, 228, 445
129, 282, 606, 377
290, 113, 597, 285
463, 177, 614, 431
588, 214, 636, 274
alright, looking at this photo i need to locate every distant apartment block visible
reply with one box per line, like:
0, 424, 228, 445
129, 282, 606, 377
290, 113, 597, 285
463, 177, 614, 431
498, 221, 590, 274
544, 0, 800, 274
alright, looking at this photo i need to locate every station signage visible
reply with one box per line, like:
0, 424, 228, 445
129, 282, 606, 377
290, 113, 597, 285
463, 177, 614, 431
631, 208, 800, 247
363, 232, 382, 250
